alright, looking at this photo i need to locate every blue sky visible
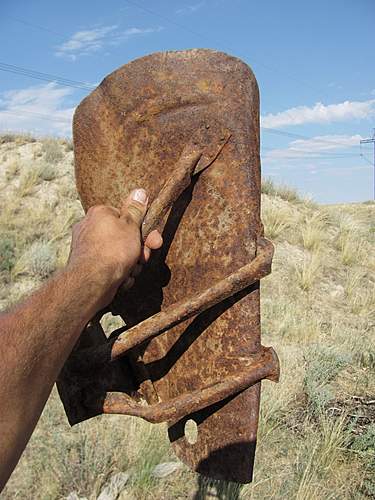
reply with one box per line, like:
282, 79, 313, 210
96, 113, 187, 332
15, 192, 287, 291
0, 0, 374, 203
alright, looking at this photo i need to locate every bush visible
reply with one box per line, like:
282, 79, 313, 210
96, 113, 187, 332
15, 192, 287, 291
303, 346, 349, 416
39, 162, 58, 181
41, 139, 64, 164
294, 252, 321, 291
0, 133, 16, 144
13, 241, 57, 278
5, 160, 20, 181
0, 235, 16, 272
261, 203, 291, 240
17, 166, 41, 197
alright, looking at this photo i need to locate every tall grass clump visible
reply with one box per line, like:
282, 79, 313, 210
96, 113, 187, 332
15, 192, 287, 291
41, 138, 64, 164
17, 165, 41, 197
294, 252, 321, 291
295, 415, 352, 500
261, 203, 291, 240
0, 235, 16, 272
5, 160, 20, 181
300, 213, 328, 252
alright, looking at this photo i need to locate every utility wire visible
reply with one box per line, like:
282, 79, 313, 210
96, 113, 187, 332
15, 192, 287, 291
0, 109, 72, 124
6, 15, 67, 39
261, 127, 360, 150
0, 62, 95, 91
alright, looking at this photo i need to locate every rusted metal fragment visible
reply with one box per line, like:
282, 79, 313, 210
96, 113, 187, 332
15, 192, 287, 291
141, 123, 231, 239
72, 237, 273, 370
57, 49, 278, 484
87, 347, 279, 423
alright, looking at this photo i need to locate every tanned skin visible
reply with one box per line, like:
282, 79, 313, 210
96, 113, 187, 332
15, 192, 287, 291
0, 188, 163, 492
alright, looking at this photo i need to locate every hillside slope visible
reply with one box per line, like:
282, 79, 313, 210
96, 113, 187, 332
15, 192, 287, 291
1, 134, 374, 499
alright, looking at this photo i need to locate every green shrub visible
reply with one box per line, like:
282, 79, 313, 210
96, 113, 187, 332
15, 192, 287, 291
303, 346, 349, 416
13, 241, 57, 278
0, 235, 16, 272
39, 162, 58, 181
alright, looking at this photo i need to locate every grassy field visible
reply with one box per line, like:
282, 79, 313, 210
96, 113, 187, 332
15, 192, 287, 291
0, 134, 374, 499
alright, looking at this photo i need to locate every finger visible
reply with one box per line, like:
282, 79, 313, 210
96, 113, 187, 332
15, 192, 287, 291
144, 230, 163, 250
87, 205, 120, 218
120, 188, 148, 227
140, 245, 151, 264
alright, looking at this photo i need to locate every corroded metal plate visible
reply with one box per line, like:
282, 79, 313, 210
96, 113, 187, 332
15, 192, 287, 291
72, 49, 263, 483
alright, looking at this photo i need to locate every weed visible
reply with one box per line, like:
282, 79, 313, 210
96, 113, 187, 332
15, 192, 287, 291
0, 133, 16, 144
303, 346, 349, 416
344, 270, 364, 298
17, 165, 41, 197
261, 177, 278, 196
41, 138, 64, 164
355, 349, 375, 371
294, 252, 321, 291
13, 241, 57, 278
262, 203, 291, 240
262, 177, 302, 204
39, 161, 58, 181
339, 233, 362, 266
300, 213, 328, 252
0, 235, 16, 272
5, 160, 20, 180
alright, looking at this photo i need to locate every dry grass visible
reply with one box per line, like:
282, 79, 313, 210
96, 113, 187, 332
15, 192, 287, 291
294, 252, 322, 291
1, 137, 374, 499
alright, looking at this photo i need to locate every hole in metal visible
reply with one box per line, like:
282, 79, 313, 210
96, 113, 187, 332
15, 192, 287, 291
100, 312, 126, 338
184, 419, 198, 445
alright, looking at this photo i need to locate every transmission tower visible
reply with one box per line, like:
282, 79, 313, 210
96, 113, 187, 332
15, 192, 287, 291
360, 129, 375, 200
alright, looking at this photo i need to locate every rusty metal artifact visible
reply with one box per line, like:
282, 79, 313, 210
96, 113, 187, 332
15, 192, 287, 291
57, 49, 279, 484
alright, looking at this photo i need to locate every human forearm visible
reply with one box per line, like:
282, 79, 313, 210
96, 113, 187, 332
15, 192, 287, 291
0, 188, 162, 492
0, 261, 106, 489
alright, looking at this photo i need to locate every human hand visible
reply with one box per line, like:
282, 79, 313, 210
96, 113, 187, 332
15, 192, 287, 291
67, 188, 162, 310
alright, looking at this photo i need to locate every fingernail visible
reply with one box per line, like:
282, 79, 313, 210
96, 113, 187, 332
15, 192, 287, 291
132, 188, 147, 204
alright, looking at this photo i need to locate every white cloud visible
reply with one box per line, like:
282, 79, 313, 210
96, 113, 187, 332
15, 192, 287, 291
0, 83, 75, 137
55, 25, 117, 61
262, 134, 363, 162
176, 2, 205, 14
55, 25, 163, 61
261, 99, 375, 128
287, 134, 363, 152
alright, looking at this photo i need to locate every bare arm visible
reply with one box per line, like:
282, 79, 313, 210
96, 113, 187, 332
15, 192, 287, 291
0, 188, 162, 491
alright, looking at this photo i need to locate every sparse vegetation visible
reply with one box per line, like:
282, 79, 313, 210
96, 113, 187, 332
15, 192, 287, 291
0, 234, 16, 272
13, 241, 57, 279
38, 161, 58, 181
41, 138, 64, 164
1, 137, 374, 499
294, 252, 321, 291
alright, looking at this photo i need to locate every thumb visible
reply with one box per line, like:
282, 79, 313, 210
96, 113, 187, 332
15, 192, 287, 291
121, 188, 148, 227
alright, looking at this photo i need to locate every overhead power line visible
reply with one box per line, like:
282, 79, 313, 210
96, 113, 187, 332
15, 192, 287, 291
360, 129, 375, 199
261, 127, 360, 150
0, 109, 72, 124
0, 62, 95, 91
6, 15, 67, 39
